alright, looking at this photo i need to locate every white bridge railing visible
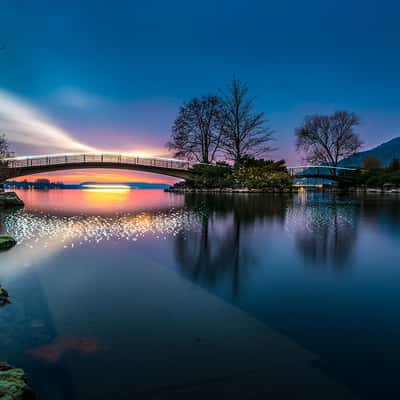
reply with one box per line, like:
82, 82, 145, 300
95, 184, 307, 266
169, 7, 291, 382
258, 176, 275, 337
3, 155, 360, 178
287, 165, 358, 177
4, 153, 192, 171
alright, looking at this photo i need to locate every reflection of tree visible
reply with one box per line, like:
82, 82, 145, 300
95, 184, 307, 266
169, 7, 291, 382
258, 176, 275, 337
174, 194, 290, 298
291, 195, 359, 269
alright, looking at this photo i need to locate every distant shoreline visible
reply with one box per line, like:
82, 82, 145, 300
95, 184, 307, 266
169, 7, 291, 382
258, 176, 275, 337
3, 182, 171, 190
165, 186, 400, 195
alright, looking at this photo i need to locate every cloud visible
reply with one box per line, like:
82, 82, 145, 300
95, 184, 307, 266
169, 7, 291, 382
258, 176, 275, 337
0, 89, 99, 153
52, 87, 105, 109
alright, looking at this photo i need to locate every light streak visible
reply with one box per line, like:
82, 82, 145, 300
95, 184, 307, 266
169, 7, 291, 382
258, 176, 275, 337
0, 89, 99, 153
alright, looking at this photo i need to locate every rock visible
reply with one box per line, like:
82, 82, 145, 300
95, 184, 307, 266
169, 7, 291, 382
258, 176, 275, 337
0, 236, 17, 251
0, 362, 36, 399
0, 192, 24, 208
0, 286, 10, 307
0, 286, 11, 309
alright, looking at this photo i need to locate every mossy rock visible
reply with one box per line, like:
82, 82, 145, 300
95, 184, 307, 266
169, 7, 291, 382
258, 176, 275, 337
0, 236, 17, 251
0, 363, 35, 399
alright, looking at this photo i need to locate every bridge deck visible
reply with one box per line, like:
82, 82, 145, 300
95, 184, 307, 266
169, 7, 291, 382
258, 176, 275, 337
1, 153, 193, 180
5, 153, 191, 169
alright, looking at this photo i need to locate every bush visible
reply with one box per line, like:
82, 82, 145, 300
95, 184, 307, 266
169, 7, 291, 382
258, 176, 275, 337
187, 163, 233, 188
184, 158, 293, 189
233, 158, 292, 189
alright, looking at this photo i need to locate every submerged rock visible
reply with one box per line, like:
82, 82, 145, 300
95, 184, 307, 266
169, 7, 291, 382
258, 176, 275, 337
0, 362, 36, 400
0, 236, 17, 251
0, 286, 10, 307
0, 192, 24, 208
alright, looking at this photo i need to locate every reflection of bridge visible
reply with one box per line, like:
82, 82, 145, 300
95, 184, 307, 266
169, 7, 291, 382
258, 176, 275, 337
288, 166, 358, 183
1, 153, 193, 180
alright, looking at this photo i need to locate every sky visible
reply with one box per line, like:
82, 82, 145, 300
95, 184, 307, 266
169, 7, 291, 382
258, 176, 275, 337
1, 0, 400, 183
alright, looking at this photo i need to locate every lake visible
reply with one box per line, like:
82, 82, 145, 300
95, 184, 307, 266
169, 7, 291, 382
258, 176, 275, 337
1, 189, 400, 399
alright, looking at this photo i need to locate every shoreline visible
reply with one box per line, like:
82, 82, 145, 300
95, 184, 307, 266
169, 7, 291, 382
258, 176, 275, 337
165, 186, 400, 195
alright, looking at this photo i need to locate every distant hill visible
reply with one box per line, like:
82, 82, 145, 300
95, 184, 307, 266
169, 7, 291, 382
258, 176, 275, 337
340, 137, 400, 167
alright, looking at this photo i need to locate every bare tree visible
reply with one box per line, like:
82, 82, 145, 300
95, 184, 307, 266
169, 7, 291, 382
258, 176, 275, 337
167, 96, 223, 163
219, 79, 274, 164
0, 134, 12, 162
295, 111, 362, 167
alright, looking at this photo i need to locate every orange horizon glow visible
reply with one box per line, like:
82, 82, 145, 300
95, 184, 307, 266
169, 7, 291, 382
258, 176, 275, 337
11, 169, 180, 185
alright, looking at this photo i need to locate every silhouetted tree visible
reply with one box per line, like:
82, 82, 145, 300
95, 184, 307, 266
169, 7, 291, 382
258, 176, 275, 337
387, 158, 400, 172
295, 111, 362, 168
219, 79, 274, 164
168, 96, 223, 163
0, 134, 11, 161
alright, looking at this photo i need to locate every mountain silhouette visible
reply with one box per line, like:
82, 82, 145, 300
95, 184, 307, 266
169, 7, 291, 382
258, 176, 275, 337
340, 137, 400, 167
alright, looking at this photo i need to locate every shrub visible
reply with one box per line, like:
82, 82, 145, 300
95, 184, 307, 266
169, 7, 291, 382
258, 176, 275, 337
187, 163, 233, 188
233, 159, 292, 189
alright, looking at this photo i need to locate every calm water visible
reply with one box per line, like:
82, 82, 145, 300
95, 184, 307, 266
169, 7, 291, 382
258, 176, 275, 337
1, 189, 400, 399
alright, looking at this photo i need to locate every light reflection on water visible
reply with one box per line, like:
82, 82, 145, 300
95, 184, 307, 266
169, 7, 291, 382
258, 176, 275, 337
3, 209, 200, 248
1, 189, 400, 399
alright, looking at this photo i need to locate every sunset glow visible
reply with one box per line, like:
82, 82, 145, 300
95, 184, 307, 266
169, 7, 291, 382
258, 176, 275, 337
12, 170, 180, 184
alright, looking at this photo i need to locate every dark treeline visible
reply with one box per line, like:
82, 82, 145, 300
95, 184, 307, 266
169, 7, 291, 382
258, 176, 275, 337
356, 157, 400, 187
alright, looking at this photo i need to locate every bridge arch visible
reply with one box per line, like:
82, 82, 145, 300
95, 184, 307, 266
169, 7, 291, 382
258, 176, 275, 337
1, 153, 193, 181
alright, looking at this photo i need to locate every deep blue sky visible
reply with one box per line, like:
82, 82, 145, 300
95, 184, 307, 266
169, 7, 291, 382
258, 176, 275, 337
1, 0, 400, 164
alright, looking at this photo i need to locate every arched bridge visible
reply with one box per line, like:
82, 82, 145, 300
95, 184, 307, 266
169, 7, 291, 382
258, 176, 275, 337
288, 165, 359, 183
0, 154, 360, 184
0, 153, 194, 181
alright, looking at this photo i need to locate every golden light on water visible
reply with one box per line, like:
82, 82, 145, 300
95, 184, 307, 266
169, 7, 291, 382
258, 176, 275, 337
82, 184, 131, 193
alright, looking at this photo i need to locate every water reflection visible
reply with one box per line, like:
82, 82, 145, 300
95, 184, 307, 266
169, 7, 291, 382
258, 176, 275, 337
358, 195, 400, 235
2, 190, 400, 398
0, 191, 198, 278
287, 194, 359, 269
3, 191, 393, 278
173, 193, 362, 296
12, 189, 184, 215
174, 194, 290, 298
